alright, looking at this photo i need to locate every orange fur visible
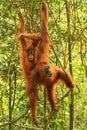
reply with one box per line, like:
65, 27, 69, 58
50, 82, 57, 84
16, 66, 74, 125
17, 2, 76, 125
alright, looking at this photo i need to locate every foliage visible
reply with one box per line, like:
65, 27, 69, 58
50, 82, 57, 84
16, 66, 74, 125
0, 0, 87, 130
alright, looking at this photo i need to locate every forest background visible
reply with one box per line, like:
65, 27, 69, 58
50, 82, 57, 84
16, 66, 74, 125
0, 0, 87, 130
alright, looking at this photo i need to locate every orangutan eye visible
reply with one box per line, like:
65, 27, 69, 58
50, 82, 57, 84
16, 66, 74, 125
27, 49, 34, 55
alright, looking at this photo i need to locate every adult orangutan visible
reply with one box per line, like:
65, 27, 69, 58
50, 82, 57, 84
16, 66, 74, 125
18, 2, 76, 125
